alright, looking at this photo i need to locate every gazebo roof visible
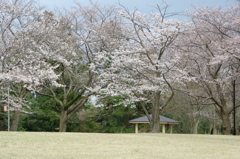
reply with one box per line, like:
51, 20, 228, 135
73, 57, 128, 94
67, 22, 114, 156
129, 115, 179, 124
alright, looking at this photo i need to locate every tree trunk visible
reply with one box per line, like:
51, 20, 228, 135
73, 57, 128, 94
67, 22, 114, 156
150, 92, 161, 133
222, 114, 231, 135
10, 110, 21, 131
209, 123, 213, 134
59, 109, 68, 132
150, 114, 160, 133
212, 119, 218, 134
192, 120, 199, 134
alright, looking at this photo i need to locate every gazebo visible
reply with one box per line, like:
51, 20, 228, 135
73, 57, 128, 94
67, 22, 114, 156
129, 115, 179, 133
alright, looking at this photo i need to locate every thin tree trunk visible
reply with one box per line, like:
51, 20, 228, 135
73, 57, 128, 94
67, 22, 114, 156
212, 119, 218, 134
10, 110, 21, 131
59, 109, 68, 132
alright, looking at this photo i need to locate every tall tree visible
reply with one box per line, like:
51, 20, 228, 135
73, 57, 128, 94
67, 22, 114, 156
0, 0, 61, 130
91, 3, 189, 132
36, 3, 121, 132
178, 5, 240, 134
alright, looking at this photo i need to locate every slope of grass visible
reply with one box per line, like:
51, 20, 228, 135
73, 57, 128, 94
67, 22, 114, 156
0, 132, 239, 159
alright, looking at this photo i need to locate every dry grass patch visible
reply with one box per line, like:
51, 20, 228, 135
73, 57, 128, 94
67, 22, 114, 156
0, 132, 240, 159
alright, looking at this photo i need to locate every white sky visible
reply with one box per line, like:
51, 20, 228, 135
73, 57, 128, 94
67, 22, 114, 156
38, 0, 238, 14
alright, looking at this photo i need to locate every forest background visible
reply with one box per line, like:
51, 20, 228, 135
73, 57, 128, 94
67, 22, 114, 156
0, 0, 240, 135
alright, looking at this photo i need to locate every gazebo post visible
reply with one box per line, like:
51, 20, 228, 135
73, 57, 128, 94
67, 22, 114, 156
143, 123, 147, 133
135, 123, 139, 133
162, 124, 166, 134
170, 124, 173, 134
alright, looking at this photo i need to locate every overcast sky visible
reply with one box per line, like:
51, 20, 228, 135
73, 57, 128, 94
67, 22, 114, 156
38, 0, 238, 13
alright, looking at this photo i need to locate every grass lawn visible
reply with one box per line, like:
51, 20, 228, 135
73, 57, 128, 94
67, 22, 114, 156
0, 132, 240, 159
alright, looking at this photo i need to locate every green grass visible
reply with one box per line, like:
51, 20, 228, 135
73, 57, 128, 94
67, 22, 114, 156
0, 132, 240, 159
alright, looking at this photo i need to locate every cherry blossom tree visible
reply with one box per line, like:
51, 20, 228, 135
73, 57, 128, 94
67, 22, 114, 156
91, 4, 190, 133
0, 0, 43, 130
0, 0, 72, 130
35, 2, 122, 132
178, 4, 240, 134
